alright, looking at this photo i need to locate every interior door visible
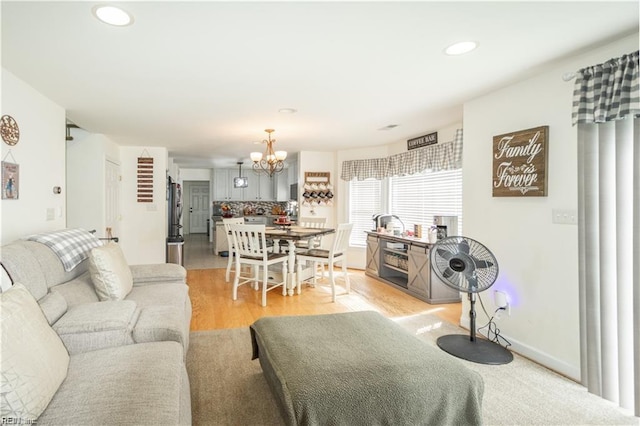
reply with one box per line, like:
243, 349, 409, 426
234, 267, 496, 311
189, 182, 210, 233
105, 159, 120, 239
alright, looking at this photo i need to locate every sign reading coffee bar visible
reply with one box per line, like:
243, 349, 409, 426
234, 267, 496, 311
492, 126, 548, 197
407, 132, 438, 150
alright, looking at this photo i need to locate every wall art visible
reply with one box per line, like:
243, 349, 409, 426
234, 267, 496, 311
2, 161, 19, 200
1, 115, 20, 146
137, 154, 154, 203
492, 126, 548, 197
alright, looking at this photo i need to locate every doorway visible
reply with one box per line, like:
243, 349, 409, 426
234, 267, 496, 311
184, 181, 210, 234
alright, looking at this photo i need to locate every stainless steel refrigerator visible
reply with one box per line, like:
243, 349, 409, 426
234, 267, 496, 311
166, 176, 184, 265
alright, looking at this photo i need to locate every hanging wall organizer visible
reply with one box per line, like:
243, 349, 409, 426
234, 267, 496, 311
302, 172, 333, 207
137, 150, 154, 203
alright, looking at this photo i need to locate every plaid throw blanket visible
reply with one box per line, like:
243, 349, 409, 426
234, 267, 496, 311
26, 228, 103, 271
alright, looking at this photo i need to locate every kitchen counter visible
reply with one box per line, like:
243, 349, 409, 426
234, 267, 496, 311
365, 231, 434, 247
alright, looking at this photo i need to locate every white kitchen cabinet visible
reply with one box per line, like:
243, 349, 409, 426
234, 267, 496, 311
244, 172, 275, 201
213, 169, 244, 201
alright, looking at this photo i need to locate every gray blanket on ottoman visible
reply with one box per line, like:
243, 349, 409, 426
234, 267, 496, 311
250, 311, 484, 426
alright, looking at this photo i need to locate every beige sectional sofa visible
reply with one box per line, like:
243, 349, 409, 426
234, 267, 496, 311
0, 229, 192, 425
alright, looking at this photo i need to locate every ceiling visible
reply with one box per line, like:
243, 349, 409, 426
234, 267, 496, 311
2, 1, 638, 169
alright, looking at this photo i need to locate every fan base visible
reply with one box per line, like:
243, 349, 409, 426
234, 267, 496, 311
437, 334, 513, 365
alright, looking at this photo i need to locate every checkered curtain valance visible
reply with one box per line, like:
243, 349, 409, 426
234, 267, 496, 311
572, 50, 639, 124
340, 129, 463, 181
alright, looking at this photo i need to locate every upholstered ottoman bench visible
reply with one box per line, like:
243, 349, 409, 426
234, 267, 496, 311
250, 311, 484, 426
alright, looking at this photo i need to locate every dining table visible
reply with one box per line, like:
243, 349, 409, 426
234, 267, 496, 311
264, 225, 335, 296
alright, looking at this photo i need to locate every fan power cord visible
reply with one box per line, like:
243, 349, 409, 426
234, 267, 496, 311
477, 294, 512, 349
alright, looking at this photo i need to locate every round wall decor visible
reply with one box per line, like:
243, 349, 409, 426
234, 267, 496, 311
1, 115, 20, 146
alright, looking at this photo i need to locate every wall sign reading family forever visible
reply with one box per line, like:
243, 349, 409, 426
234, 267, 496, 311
492, 126, 548, 197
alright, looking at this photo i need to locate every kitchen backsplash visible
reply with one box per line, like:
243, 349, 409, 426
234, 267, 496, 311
213, 201, 289, 216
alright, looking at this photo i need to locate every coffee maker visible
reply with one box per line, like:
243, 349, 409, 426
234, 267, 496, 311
372, 214, 403, 231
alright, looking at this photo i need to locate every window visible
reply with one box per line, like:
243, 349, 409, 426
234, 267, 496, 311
347, 169, 462, 247
389, 169, 463, 235
348, 179, 382, 247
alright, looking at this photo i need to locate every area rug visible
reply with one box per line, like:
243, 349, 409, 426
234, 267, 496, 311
187, 311, 637, 425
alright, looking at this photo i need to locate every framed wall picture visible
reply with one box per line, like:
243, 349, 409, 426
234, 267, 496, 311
2, 161, 19, 200
492, 125, 548, 197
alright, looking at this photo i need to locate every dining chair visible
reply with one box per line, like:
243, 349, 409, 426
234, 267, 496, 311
229, 223, 288, 307
222, 217, 245, 282
297, 216, 327, 249
296, 223, 353, 302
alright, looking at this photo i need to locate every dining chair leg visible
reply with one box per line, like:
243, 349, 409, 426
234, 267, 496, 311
225, 253, 233, 282
296, 261, 302, 291
328, 260, 336, 302
342, 259, 350, 294
253, 266, 260, 291
283, 262, 290, 296
261, 266, 268, 306
232, 258, 240, 300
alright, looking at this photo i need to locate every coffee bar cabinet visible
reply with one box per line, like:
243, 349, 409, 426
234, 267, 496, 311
365, 232, 461, 304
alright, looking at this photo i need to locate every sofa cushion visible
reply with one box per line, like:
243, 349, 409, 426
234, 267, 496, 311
130, 263, 187, 285
133, 306, 188, 352
0, 243, 48, 300
0, 284, 69, 421
37, 341, 190, 425
38, 291, 68, 325
49, 271, 99, 308
88, 242, 133, 301
52, 301, 138, 354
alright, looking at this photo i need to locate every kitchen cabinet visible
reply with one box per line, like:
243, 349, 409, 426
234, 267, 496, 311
365, 234, 380, 275
244, 173, 275, 201
214, 169, 276, 201
365, 232, 461, 304
213, 169, 243, 201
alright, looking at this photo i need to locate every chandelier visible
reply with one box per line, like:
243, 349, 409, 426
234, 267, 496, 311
250, 129, 287, 176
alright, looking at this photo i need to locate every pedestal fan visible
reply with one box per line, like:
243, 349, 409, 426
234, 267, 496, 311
431, 236, 513, 365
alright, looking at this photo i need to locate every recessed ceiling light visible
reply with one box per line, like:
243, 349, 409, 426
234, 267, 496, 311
444, 41, 477, 56
278, 108, 297, 114
92, 5, 134, 26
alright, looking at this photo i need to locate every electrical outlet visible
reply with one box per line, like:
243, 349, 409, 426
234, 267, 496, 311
552, 209, 578, 225
494, 290, 510, 317
46, 208, 55, 221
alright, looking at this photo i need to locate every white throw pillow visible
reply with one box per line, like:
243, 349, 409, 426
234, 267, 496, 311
0, 283, 70, 421
88, 242, 133, 301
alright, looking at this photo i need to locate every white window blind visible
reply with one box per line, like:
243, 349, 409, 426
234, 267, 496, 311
389, 169, 463, 235
349, 179, 382, 247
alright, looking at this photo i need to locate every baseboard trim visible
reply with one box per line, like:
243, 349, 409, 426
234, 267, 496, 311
459, 316, 580, 381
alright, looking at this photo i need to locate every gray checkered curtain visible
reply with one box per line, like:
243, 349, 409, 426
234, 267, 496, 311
341, 129, 463, 181
572, 51, 639, 124
340, 157, 389, 181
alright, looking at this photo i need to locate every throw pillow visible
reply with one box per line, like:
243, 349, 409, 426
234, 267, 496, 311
88, 242, 133, 301
0, 283, 70, 421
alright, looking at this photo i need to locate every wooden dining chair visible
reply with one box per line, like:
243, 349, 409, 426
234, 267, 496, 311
229, 223, 288, 307
222, 217, 245, 282
296, 223, 353, 302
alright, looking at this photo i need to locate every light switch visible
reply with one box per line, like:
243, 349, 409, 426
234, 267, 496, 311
552, 209, 578, 225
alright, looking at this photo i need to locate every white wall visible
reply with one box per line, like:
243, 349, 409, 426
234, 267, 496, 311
180, 168, 211, 181
462, 34, 638, 380
1, 69, 66, 244
298, 151, 338, 241
118, 146, 168, 264
66, 129, 120, 235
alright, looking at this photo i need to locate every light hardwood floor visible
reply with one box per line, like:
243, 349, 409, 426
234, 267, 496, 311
183, 233, 462, 330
